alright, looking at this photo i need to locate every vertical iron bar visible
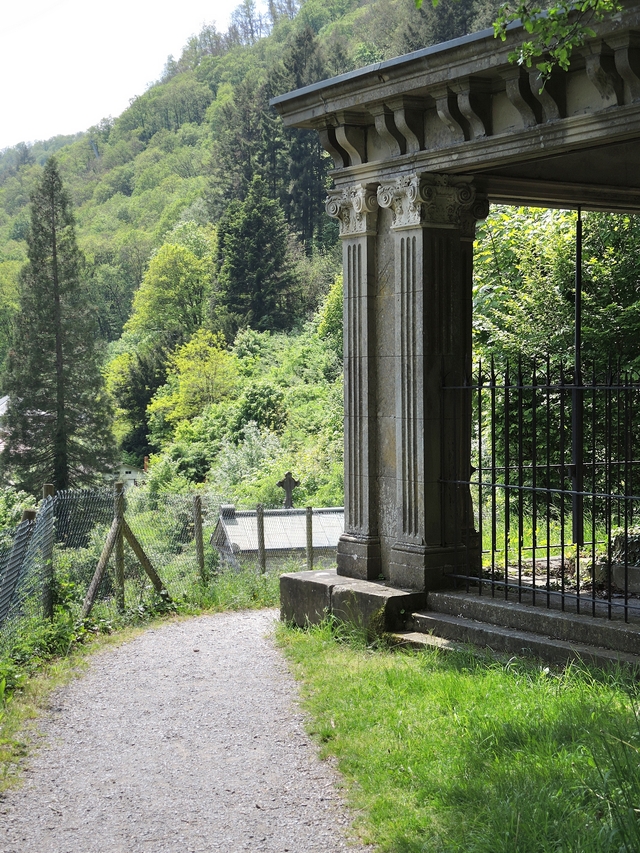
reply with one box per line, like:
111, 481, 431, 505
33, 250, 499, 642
504, 361, 511, 600
560, 367, 567, 612
478, 360, 484, 595
517, 358, 524, 602
572, 207, 584, 555
491, 357, 497, 596
546, 355, 552, 608
532, 361, 538, 606
624, 372, 630, 622
590, 363, 597, 616
605, 363, 613, 618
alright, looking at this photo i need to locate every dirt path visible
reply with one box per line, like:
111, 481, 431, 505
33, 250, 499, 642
0, 609, 371, 852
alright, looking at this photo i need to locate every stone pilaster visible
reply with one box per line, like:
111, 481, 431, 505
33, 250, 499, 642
326, 184, 381, 580
377, 174, 488, 590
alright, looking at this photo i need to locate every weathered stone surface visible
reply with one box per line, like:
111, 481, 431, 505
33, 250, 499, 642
332, 579, 425, 632
424, 591, 640, 654
273, 5, 640, 593
280, 570, 358, 626
612, 565, 640, 594
280, 569, 425, 632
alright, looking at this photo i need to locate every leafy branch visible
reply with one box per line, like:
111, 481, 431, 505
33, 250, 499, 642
415, 0, 622, 78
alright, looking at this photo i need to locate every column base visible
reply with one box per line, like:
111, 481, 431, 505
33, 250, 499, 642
389, 539, 480, 591
337, 533, 382, 581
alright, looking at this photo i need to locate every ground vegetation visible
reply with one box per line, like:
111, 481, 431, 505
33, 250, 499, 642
279, 620, 640, 853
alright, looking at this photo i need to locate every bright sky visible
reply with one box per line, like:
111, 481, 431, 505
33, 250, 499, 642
0, 0, 261, 152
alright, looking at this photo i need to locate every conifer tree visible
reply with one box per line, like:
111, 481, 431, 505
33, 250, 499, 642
1, 157, 115, 492
212, 175, 300, 339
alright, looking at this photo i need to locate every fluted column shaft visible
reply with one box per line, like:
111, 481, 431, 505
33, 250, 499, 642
377, 175, 488, 589
326, 184, 381, 579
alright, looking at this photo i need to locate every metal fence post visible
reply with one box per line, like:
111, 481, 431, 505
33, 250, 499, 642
306, 506, 313, 570
256, 504, 266, 574
193, 494, 206, 583
114, 481, 125, 613
41, 484, 55, 619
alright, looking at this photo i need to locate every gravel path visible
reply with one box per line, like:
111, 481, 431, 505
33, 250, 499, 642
0, 609, 372, 853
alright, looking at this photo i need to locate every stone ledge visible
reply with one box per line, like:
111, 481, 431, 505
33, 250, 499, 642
280, 569, 426, 631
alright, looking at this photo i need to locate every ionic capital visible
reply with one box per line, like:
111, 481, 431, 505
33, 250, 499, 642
325, 183, 379, 237
377, 174, 488, 231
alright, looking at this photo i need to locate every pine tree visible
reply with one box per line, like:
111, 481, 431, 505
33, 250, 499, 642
212, 175, 300, 339
266, 27, 330, 250
1, 157, 115, 492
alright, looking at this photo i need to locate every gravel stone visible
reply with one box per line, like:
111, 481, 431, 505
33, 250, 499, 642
0, 609, 372, 852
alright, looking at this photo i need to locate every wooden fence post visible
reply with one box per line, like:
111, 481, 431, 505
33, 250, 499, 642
82, 484, 171, 620
114, 482, 125, 613
41, 484, 55, 619
81, 515, 122, 619
193, 494, 206, 583
306, 506, 313, 571
257, 504, 266, 574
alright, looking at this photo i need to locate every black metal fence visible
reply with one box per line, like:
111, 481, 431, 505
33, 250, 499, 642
443, 360, 640, 622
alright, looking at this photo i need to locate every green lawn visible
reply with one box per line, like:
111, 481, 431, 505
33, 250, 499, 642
277, 621, 640, 853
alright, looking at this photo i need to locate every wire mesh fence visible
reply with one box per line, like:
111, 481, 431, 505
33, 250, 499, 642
0, 485, 343, 654
0, 504, 54, 654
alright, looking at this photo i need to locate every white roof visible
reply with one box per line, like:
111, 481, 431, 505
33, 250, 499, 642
212, 507, 344, 555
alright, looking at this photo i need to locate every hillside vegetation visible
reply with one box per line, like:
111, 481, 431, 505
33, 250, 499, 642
0, 0, 503, 504
3, 0, 639, 505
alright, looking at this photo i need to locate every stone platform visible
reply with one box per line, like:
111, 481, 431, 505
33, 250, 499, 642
280, 569, 426, 632
280, 570, 640, 668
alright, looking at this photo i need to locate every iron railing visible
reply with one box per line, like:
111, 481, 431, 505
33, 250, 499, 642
443, 360, 640, 622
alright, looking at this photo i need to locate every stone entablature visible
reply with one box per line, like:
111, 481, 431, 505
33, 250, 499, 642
273, 4, 640, 211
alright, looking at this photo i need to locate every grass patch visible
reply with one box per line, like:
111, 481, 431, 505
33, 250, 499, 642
277, 620, 640, 853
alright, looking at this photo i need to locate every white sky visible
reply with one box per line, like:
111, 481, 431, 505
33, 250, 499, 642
0, 0, 261, 152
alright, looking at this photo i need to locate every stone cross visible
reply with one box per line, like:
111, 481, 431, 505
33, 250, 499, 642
277, 472, 300, 509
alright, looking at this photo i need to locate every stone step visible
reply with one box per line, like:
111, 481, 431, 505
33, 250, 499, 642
400, 611, 640, 668
421, 591, 640, 656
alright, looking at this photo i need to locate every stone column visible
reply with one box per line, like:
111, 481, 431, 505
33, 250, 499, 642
377, 174, 488, 590
326, 184, 381, 580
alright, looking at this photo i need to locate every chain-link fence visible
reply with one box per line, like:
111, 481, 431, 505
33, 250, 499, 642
0, 497, 55, 653
0, 486, 225, 652
0, 485, 343, 654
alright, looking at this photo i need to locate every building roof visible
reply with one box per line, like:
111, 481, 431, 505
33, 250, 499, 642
211, 506, 344, 556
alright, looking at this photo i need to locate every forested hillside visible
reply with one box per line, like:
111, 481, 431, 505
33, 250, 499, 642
0, 0, 504, 503
2, 0, 638, 505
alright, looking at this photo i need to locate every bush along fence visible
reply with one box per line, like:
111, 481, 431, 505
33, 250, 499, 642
0, 483, 343, 656
0, 483, 236, 652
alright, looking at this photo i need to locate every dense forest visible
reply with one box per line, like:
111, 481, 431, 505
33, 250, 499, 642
0, 0, 639, 507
